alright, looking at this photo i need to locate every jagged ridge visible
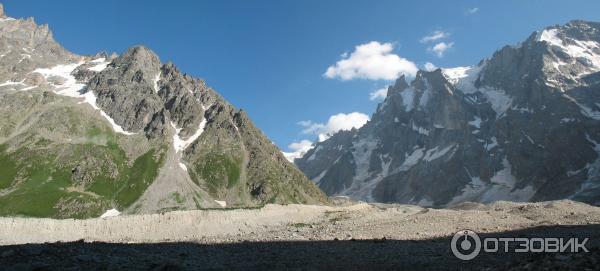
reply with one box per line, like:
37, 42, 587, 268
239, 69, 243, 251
296, 20, 600, 207
0, 4, 326, 218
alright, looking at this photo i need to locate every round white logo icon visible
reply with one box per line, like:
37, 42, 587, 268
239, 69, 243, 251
451, 229, 481, 260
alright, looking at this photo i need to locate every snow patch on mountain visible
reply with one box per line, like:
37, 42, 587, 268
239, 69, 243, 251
469, 116, 482, 129
443, 65, 513, 117
88, 58, 110, 72
398, 147, 424, 171
172, 118, 208, 153
214, 200, 227, 207
442, 66, 471, 84
562, 94, 600, 120
571, 134, 600, 201
447, 177, 486, 205
419, 79, 432, 107
32, 60, 136, 135
400, 88, 415, 111
411, 123, 429, 135
481, 158, 535, 202
153, 72, 161, 93
338, 137, 381, 200
486, 137, 499, 151
442, 65, 482, 94
171, 104, 211, 171
100, 209, 120, 219
423, 144, 457, 162
538, 28, 600, 71
307, 145, 322, 161
448, 158, 535, 205
482, 88, 513, 118
350, 138, 378, 182
312, 169, 328, 184
538, 29, 563, 46
98, 109, 136, 135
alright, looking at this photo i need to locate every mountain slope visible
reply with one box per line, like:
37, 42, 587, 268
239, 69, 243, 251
0, 4, 326, 218
296, 20, 600, 206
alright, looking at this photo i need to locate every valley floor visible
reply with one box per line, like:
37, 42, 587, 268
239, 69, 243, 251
0, 200, 599, 270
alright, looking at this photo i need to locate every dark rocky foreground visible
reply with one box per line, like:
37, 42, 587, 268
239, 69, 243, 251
1, 224, 598, 271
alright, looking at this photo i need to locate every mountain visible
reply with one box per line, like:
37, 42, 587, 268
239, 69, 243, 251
296, 20, 600, 207
0, 4, 326, 218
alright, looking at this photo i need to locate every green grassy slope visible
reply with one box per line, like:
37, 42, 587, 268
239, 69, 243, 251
0, 92, 165, 218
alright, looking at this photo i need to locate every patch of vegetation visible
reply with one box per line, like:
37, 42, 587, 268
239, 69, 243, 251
85, 127, 115, 146
54, 193, 109, 219
81, 129, 165, 210
192, 194, 203, 209
0, 145, 18, 189
193, 152, 241, 195
0, 147, 74, 217
85, 142, 127, 198
0, 135, 165, 218
291, 223, 311, 228
0, 99, 170, 218
114, 148, 163, 208
171, 192, 185, 204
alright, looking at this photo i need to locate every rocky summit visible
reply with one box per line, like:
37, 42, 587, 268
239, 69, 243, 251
0, 4, 326, 218
296, 20, 600, 207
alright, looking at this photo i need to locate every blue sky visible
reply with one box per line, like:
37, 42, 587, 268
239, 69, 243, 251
4, 0, 600, 152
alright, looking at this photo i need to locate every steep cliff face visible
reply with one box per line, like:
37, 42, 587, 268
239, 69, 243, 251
0, 4, 326, 218
296, 20, 600, 206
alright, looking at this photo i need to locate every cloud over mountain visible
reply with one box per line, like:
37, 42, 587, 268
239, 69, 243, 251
324, 41, 418, 81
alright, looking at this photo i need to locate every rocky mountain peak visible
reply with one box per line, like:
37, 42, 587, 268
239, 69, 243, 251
386, 75, 409, 97
111, 45, 162, 83
0, 3, 5, 18
297, 20, 600, 207
118, 46, 161, 67
524, 20, 600, 91
414, 69, 453, 96
0, 10, 77, 83
554, 20, 600, 41
0, 7, 327, 218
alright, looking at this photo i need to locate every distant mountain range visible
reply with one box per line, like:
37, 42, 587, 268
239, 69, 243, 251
296, 20, 600, 207
0, 4, 326, 218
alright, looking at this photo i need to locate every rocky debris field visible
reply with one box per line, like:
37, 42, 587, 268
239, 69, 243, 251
0, 200, 599, 270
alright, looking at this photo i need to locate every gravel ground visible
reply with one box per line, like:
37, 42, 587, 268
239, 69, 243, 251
1, 200, 599, 270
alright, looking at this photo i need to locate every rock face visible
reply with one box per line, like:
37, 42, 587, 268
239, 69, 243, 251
0, 5, 326, 218
296, 20, 600, 207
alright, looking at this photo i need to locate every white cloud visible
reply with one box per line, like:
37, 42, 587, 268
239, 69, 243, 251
466, 7, 479, 14
282, 139, 314, 162
324, 41, 418, 81
297, 120, 312, 127
429, 42, 454, 57
283, 112, 371, 162
423, 62, 437, 71
299, 112, 370, 141
289, 139, 313, 153
369, 87, 388, 101
420, 31, 450, 43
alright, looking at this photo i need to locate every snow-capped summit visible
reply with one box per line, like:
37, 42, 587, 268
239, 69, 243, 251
296, 20, 600, 207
